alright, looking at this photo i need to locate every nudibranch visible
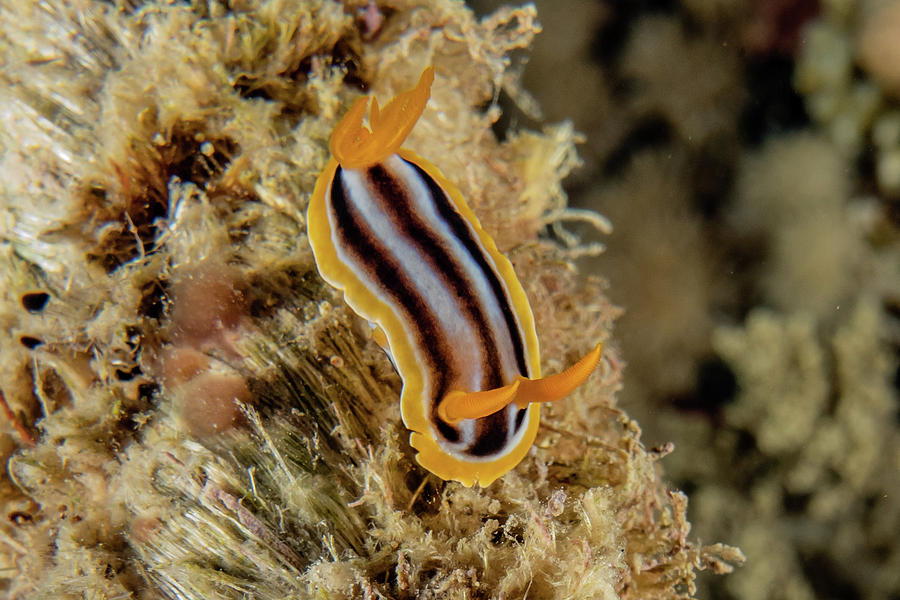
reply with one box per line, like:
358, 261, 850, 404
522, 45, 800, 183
308, 67, 602, 486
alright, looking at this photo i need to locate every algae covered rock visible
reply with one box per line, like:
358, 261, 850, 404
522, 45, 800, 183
0, 1, 741, 598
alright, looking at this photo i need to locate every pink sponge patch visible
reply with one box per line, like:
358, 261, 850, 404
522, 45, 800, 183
168, 262, 246, 349
179, 372, 252, 437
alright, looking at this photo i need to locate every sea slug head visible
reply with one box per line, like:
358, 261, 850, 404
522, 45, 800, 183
330, 67, 435, 170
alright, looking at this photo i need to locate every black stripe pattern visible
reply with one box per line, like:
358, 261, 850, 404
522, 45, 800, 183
326, 155, 532, 459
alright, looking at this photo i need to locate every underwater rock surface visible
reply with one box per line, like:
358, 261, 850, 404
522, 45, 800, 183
0, 1, 742, 598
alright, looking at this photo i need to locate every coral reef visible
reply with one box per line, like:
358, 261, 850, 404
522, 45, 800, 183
586, 148, 720, 416
671, 124, 900, 598
482, 2, 900, 600
732, 131, 866, 317
661, 298, 899, 600
795, 0, 900, 195
0, 1, 741, 598
620, 15, 745, 150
